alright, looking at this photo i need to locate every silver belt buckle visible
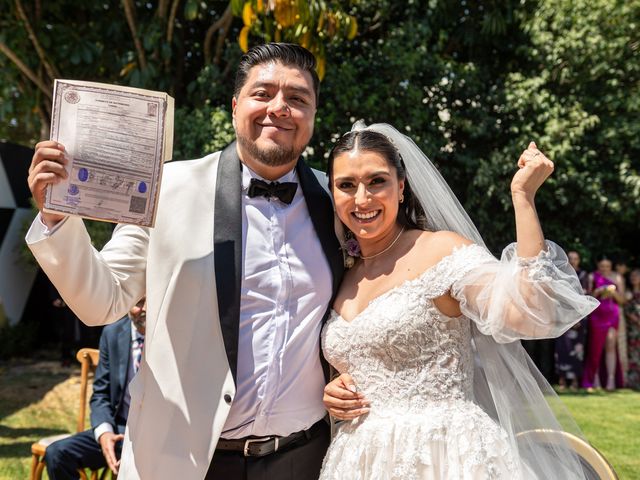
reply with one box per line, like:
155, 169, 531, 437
243, 436, 279, 457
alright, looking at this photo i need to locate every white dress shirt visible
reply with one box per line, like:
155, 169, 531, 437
221, 164, 333, 438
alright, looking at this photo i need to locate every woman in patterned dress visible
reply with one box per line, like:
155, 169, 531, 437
624, 269, 640, 389
554, 251, 589, 390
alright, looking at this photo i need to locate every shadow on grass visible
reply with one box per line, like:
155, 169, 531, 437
554, 387, 621, 398
0, 425, 66, 439
556, 388, 640, 400
0, 359, 76, 420
0, 426, 66, 461
0, 441, 45, 459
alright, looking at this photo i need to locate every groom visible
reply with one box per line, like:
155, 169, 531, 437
26, 43, 343, 480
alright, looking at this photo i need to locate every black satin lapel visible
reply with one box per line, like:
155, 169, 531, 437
296, 160, 344, 300
214, 142, 243, 385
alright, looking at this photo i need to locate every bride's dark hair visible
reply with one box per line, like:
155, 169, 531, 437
327, 130, 428, 230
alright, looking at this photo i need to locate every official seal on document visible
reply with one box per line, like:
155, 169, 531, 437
64, 90, 80, 104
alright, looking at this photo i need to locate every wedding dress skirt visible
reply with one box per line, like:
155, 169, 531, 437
321, 397, 519, 479
320, 243, 598, 480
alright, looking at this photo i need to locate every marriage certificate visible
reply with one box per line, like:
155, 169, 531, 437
44, 79, 174, 227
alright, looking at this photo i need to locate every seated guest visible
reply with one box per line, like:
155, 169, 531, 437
44, 298, 146, 479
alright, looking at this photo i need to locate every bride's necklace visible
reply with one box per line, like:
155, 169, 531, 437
360, 226, 406, 260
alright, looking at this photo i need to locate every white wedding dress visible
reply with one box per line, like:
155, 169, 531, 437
319, 242, 598, 480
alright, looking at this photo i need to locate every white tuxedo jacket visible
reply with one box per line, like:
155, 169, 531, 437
27, 143, 344, 479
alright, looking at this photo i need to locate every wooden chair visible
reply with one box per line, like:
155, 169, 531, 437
516, 429, 619, 479
30, 348, 112, 480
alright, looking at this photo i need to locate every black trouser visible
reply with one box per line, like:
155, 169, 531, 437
44, 425, 125, 480
205, 421, 330, 480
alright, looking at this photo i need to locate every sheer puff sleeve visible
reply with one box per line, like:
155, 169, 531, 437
447, 240, 599, 344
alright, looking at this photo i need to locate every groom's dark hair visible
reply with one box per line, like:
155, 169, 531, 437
234, 43, 320, 103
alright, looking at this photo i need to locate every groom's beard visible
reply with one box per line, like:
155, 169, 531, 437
237, 133, 303, 167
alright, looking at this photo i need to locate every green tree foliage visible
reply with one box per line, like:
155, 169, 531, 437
1, 0, 638, 263
0, 0, 242, 144
314, 0, 535, 245
469, 0, 640, 260
314, 0, 639, 261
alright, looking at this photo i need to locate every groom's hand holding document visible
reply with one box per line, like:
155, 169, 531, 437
29, 79, 174, 228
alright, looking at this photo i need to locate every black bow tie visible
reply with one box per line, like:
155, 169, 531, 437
247, 178, 298, 204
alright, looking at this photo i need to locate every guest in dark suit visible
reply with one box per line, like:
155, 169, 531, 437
44, 298, 146, 479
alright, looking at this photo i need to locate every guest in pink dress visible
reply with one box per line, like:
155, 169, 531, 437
582, 255, 626, 390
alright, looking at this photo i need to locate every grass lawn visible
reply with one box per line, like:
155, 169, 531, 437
560, 388, 640, 479
0, 358, 83, 480
1, 358, 638, 479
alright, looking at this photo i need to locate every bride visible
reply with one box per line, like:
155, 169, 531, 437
319, 123, 599, 479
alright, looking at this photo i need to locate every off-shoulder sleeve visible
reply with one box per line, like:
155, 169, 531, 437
445, 241, 599, 343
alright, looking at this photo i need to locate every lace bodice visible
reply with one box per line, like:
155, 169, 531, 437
323, 269, 477, 413
319, 242, 598, 480
323, 245, 500, 412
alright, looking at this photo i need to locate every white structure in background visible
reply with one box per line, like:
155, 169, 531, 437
0, 144, 38, 326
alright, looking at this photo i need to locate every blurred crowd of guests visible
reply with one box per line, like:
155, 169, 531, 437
554, 251, 640, 392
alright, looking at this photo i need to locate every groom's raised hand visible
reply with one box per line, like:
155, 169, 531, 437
323, 373, 370, 420
27, 140, 69, 228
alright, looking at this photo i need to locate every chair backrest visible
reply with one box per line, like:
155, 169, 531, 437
516, 429, 619, 479
75, 348, 100, 433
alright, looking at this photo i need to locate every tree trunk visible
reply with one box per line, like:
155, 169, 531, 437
14, 0, 60, 80
0, 41, 52, 100
121, 0, 148, 71
204, 4, 232, 64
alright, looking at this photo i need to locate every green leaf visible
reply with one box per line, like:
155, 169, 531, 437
143, 33, 154, 51
81, 44, 92, 63
231, 0, 245, 17
130, 69, 141, 86
161, 43, 172, 60
184, 0, 199, 21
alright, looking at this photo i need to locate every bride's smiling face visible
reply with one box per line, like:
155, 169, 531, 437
331, 149, 404, 240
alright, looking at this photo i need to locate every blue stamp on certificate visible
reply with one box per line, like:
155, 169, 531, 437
64, 194, 80, 207
68, 184, 79, 196
78, 167, 89, 182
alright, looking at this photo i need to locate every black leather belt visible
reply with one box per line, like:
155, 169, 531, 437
216, 420, 323, 457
